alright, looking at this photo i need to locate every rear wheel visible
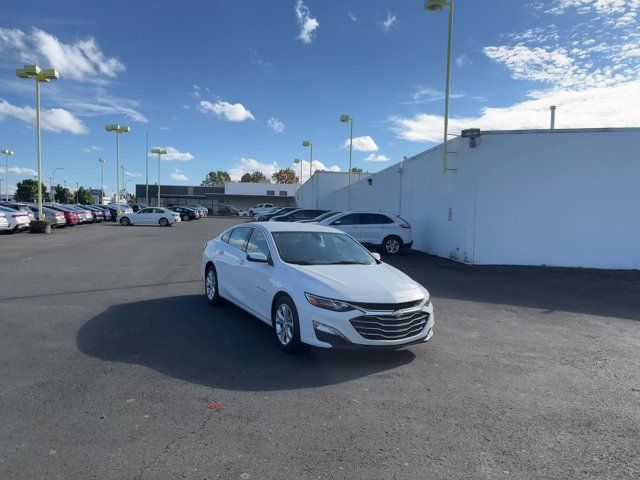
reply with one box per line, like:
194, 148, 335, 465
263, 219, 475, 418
382, 235, 402, 255
159, 217, 169, 227
272, 295, 302, 353
182, 214, 190, 221
120, 217, 130, 226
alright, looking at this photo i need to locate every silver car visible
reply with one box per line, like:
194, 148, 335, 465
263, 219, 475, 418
25, 204, 67, 228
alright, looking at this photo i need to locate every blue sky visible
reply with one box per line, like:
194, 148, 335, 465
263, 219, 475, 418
0, 0, 638, 195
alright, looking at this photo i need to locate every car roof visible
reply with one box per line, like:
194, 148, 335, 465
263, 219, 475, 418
243, 221, 339, 233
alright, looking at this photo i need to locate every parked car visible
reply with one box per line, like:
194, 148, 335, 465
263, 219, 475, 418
248, 203, 274, 216
0, 202, 36, 222
201, 222, 434, 351
217, 205, 239, 216
0, 205, 31, 233
117, 207, 178, 226
317, 211, 412, 256
45, 204, 79, 226
187, 204, 208, 217
131, 203, 149, 213
25, 204, 66, 228
61, 204, 94, 224
102, 203, 132, 221
0, 211, 8, 232
169, 206, 199, 221
255, 207, 299, 222
298, 211, 341, 223
270, 209, 328, 222
82, 205, 109, 222
89, 205, 112, 222
76, 205, 104, 222
238, 210, 249, 217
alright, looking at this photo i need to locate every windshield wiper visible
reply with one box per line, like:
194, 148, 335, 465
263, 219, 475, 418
324, 261, 370, 265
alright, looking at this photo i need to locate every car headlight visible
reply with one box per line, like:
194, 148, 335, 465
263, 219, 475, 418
424, 291, 431, 306
305, 293, 355, 312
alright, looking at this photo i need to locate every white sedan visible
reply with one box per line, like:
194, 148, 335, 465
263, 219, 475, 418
117, 207, 179, 227
201, 222, 434, 352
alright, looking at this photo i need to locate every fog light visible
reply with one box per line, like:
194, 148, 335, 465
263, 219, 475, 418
313, 321, 347, 340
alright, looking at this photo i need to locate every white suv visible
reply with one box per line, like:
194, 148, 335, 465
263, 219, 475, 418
249, 203, 274, 216
318, 211, 412, 255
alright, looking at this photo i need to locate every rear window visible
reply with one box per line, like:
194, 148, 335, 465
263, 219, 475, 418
360, 213, 393, 225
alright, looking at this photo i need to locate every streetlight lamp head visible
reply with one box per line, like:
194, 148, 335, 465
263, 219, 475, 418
105, 124, 119, 132
1, 149, 14, 155
294, 159, 301, 164
151, 148, 168, 155
99, 158, 106, 164
40, 69, 59, 81
339, 115, 351, 123
425, 0, 447, 12
302, 141, 311, 147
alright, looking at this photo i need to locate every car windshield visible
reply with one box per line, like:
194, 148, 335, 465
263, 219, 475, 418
271, 231, 375, 265
312, 211, 339, 221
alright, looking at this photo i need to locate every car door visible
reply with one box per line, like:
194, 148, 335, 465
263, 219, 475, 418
359, 213, 395, 245
136, 208, 153, 224
328, 213, 362, 241
217, 226, 252, 303
237, 228, 275, 321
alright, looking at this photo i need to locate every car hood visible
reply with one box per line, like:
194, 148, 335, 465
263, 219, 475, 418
287, 262, 427, 303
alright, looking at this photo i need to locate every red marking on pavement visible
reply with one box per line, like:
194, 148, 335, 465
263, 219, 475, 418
207, 401, 225, 411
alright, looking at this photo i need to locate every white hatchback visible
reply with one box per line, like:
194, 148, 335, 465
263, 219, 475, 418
201, 222, 434, 352
317, 212, 412, 255
117, 207, 178, 227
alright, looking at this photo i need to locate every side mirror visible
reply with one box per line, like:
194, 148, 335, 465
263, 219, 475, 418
246, 252, 271, 265
332, 220, 342, 225
370, 252, 381, 262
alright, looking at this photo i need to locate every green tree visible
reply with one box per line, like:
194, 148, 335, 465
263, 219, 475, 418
76, 186, 94, 204
351, 167, 363, 173
54, 184, 73, 203
201, 170, 231, 186
15, 179, 47, 202
240, 171, 268, 183
271, 168, 298, 184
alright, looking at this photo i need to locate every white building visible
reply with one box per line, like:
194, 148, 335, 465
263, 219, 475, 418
296, 171, 371, 209
326, 127, 639, 270
224, 181, 297, 197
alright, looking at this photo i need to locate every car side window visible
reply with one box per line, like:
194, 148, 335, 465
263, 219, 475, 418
361, 213, 393, 225
221, 231, 231, 243
228, 227, 251, 251
139, 208, 151, 214
332, 213, 359, 225
246, 229, 271, 258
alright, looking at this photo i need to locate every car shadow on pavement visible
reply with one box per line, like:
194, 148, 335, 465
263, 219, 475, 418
76, 295, 416, 391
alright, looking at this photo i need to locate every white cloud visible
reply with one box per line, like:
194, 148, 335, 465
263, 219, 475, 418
198, 100, 255, 122
125, 171, 142, 178
191, 84, 200, 98
152, 146, 194, 162
390, 80, 640, 142
0, 165, 37, 176
364, 153, 390, 162
293, 160, 341, 183
546, 0, 638, 24
169, 169, 189, 182
0, 27, 125, 83
402, 86, 465, 105
342, 135, 379, 152
267, 117, 285, 133
250, 49, 272, 67
0, 99, 87, 134
83, 145, 103, 152
295, 1, 319, 44
381, 12, 398, 33
455, 54, 472, 67
348, 11, 358, 22
228, 157, 340, 183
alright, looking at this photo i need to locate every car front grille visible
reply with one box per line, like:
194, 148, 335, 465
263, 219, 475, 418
350, 311, 429, 341
348, 299, 423, 311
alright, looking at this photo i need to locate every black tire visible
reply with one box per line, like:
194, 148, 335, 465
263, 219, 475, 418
182, 214, 189, 222
159, 217, 169, 227
120, 217, 130, 226
272, 294, 303, 353
382, 235, 403, 256
204, 264, 221, 304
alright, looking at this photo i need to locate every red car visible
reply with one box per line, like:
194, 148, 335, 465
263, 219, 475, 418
46, 204, 79, 226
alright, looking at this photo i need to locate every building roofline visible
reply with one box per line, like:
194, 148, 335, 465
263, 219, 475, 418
481, 127, 640, 135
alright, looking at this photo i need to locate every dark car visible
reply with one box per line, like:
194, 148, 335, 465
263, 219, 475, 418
131, 203, 149, 213
169, 206, 199, 221
298, 211, 341, 223
90, 205, 112, 221
217, 205, 239, 216
77, 205, 104, 222
271, 209, 329, 222
255, 207, 299, 222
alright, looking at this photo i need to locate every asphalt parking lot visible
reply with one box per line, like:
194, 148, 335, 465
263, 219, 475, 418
1, 219, 639, 480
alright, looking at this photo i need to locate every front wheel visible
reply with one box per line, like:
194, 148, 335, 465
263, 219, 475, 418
272, 295, 302, 353
120, 217, 130, 226
159, 217, 169, 227
182, 214, 190, 221
205, 264, 221, 304
382, 235, 402, 255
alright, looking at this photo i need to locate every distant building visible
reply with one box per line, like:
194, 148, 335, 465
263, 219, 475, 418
295, 171, 371, 209
136, 181, 297, 212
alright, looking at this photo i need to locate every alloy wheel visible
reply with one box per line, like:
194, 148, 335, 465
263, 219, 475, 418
205, 269, 216, 300
275, 303, 294, 346
385, 238, 400, 254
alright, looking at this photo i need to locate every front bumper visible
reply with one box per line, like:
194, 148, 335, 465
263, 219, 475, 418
299, 299, 435, 349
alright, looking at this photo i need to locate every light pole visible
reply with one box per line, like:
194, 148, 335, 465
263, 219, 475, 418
340, 115, 354, 209
120, 165, 126, 200
98, 159, 106, 204
75, 182, 79, 204
105, 124, 130, 204
294, 159, 303, 184
145, 131, 149, 205
424, 0, 456, 173
150, 148, 167, 206
52, 167, 64, 202
1, 149, 14, 201
302, 140, 313, 180
16, 65, 59, 221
